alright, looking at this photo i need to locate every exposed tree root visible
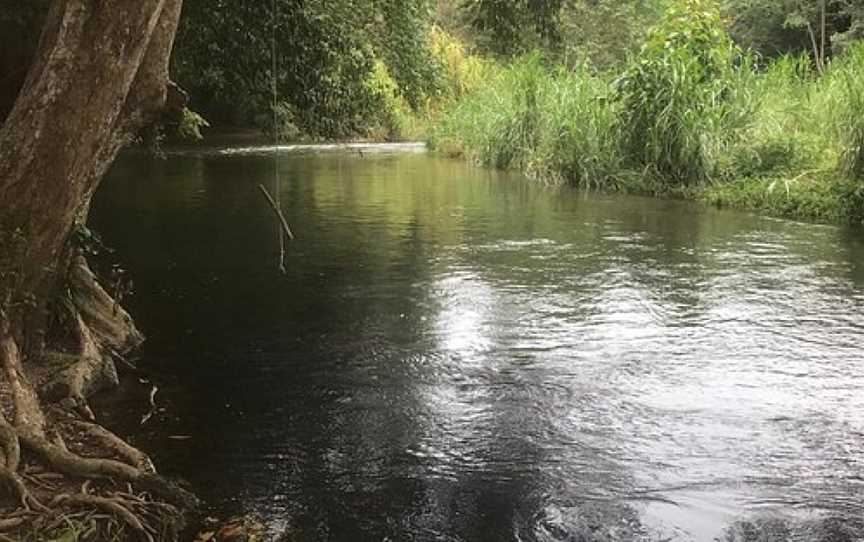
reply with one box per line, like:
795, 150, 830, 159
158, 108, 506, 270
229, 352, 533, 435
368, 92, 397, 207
0, 466, 33, 509
1, 327, 45, 432
20, 431, 142, 481
0, 0, 191, 534
42, 253, 145, 418
0, 414, 19, 471
0, 257, 198, 540
54, 494, 150, 540
72, 419, 156, 473
0, 516, 26, 531
69, 254, 144, 354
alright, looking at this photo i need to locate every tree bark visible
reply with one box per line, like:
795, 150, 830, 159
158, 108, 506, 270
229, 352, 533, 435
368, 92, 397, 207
0, 1, 194, 538
0, 0, 182, 317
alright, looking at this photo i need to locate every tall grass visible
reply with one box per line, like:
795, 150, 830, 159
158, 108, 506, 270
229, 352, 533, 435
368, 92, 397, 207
428, 2, 864, 223
828, 42, 864, 181
430, 55, 622, 188
529, 64, 622, 187
723, 54, 822, 178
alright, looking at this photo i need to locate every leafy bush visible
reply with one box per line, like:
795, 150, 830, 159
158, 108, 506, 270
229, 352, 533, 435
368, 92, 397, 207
460, 0, 563, 57
364, 60, 417, 141
616, 0, 756, 184
370, 0, 442, 109
428, 25, 491, 100
173, 0, 441, 140
429, 2, 864, 224
176, 108, 211, 141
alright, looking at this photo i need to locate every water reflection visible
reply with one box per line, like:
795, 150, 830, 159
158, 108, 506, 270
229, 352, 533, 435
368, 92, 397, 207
91, 148, 864, 541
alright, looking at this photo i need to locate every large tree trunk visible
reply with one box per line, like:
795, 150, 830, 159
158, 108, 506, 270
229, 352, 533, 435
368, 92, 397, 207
0, 0, 182, 302
0, 1, 195, 539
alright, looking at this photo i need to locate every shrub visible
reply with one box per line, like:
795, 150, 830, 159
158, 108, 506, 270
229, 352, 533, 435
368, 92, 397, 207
176, 108, 211, 141
428, 25, 490, 100
616, 0, 755, 184
364, 59, 417, 140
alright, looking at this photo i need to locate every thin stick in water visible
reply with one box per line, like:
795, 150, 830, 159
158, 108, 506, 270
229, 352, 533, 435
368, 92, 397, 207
258, 184, 295, 241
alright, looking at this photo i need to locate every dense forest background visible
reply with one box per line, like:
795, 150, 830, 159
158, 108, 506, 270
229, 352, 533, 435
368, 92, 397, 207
3, 1, 862, 139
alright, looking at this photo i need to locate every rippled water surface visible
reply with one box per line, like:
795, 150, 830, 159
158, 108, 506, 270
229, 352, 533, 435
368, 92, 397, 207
91, 145, 864, 541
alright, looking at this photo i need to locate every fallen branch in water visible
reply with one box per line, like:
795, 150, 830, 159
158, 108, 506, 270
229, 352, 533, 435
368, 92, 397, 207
257, 184, 295, 241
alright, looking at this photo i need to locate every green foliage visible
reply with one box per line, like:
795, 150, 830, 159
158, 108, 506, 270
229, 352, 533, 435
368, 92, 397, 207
431, 55, 621, 187
431, 0, 864, 224
832, 1, 864, 53
720, 54, 820, 178
701, 174, 847, 221
364, 60, 416, 140
369, 0, 442, 109
617, 0, 756, 184
457, 0, 663, 66
724, 0, 814, 57
703, 41, 864, 222
176, 108, 210, 141
428, 25, 492, 100
461, 0, 563, 57
723, 0, 864, 59
828, 42, 864, 180
259, 102, 302, 142
559, 0, 665, 69
523, 61, 623, 187
178, 0, 378, 137
173, 0, 441, 139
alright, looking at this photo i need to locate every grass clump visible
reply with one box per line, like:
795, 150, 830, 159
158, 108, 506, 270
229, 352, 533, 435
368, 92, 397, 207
430, 54, 622, 187
829, 42, 864, 182
722, 54, 820, 178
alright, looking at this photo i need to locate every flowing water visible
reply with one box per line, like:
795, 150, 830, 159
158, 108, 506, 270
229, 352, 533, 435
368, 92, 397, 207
90, 144, 864, 541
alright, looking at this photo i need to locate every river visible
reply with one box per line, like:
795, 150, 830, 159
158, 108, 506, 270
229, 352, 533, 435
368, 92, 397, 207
89, 144, 864, 541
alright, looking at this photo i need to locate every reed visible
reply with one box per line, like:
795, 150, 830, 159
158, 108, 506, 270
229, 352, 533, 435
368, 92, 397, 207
430, 55, 621, 188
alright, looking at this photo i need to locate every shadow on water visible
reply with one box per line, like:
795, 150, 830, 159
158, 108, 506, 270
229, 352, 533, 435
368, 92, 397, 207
90, 146, 864, 541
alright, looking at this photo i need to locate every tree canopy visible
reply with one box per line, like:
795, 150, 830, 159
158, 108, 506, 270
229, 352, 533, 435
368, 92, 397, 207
172, 0, 440, 138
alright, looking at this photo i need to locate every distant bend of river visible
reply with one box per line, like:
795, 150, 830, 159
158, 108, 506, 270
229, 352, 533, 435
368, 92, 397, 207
90, 143, 864, 541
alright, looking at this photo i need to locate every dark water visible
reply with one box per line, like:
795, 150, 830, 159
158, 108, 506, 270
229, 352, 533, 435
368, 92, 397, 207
90, 144, 864, 541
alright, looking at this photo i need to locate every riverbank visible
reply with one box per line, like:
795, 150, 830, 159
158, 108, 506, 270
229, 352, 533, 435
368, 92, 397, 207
427, 10, 864, 226
430, 136, 864, 226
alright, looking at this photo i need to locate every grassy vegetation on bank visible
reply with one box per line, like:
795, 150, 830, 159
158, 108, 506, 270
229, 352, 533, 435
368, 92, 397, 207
427, 1, 864, 225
